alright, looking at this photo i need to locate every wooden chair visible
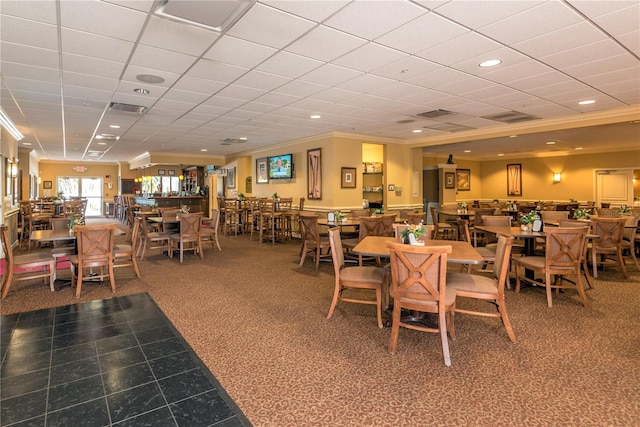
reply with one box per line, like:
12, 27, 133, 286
137, 215, 172, 260
558, 219, 594, 289
113, 217, 142, 278
299, 212, 331, 270
169, 213, 204, 263
1, 225, 56, 299
385, 241, 455, 367
456, 219, 497, 274
343, 216, 384, 265
224, 198, 241, 236
50, 217, 76, 270
590, 217, 628, 279
277, 197, 294, 240
200, 209, 222, 251
447, 236, 517, 342
430, 206, 455, 240
69, 223, 117, 299
407, 212, 425, 225
259, 199, 283, 245
161, 209, 180, 233
515, 226, 589, 307
471, 208, 495, 246
621, 216, 640, 272
327, 228, 387, 328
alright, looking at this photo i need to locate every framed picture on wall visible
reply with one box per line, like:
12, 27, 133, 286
507, 163, 522, 196
227, 167, 236, 189
158, 169, 166, 175
307, 148, 322, 199
43, 180, 53, 189
256, 157, 268, 184
341, 167, 356, 188
445, 172, 455, 189
456, 169, 470, 191
168, 170, 175, 176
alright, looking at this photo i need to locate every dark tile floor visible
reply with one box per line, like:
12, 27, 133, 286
0, 293, 251, 426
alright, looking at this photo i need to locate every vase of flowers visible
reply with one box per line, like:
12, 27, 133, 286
401, 221, 426, 245
67, 214, 83, 235
457, 201, 467, 213
519, 211, 540, 231
573, 208, 590, 220
617, 204, 632, 215
333, 211, 346, 222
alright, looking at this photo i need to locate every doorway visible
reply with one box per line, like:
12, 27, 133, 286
57, 177, 103, 217
594, 169, 634, 208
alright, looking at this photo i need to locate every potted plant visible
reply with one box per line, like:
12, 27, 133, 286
333, 211, 346, 222
272, 192, 279, 200
401, 221, 426, 245
238, 193, 245, 200
617, 204, 632, 215
150, 202, 158, 212
519, 211, 540, 231
573, 208, 590, 220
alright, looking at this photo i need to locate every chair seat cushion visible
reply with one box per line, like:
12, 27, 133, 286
340, 266, 385, 284
514, 256, 545, 270
113, 244, 132, 254
341, 237, 359, 249
51, 247, 74, 257
15, 252, 55, 265
447, 272, 498, 294
475, 246, 496, 260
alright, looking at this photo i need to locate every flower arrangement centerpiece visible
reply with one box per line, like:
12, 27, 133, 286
333, 211, 346, 222
617, 204, 632, 215
569, 198, 578, 203
519, 211, 540, 231
457, 201, 467, 213
238, 193, 245, 200
506, 200, 517, 211
373, 208, 385, 216
272, 192, 279, 200
401, 221, 426, 245
150, 202, 158, 211
178, 205, 190, 214
536, 200, 546, 210
573, 208, 590, 220
67, 214, 83, 235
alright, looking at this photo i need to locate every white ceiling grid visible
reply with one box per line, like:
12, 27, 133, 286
0, 0, 638, 163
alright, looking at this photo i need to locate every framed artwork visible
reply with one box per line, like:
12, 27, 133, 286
43, 180, 53, 189
445, 172, 455, 189
307, 148, 322, 199
456, 169, 470, 191
168, 170, 175, 176
256, 157, 268, 184
158, 169, 166, 175
227, 167, 236, 189
341, 167, 356, 188
507, 163, 522, 196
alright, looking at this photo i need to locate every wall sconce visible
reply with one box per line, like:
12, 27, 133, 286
178, 174, 184, 180
553, 172, 562, 183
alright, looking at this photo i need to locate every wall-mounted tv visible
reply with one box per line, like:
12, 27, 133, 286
268, 154, 293, 179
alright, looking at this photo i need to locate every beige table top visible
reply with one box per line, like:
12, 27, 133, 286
474, 225, 545, 239
352, 236, 484, 265
31, 227, 125, 242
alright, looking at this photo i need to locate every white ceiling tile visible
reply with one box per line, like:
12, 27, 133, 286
130, 44, 198, 75
63, 72, 118, 92
253, 92, 301, 107
60, 0, 147, 42
573, 1, 640, 36
187, 59, 248, 83
226, 3, 315, 49
332, 43, 406, 73
518, 103, 578, 118
449, 47, 532, 77
303, 87, 359, 104
581, 67, 640, 88
1, 62, 59, 83
101, 0, 156, 13
172, 76, 227, 94
203, 36, 277, 68
286, 25, 367, 62
478, 1, 583, 45
512, 21, 606, 59
336, 74, 396, 94
139, 16, 219, 57
540, 38, 628, 70
255, 52, 324, 78
233, 70, 292, 92
406, 67, 469, 90
563, 54, 640, 81
62, 53, 125, 80
435, 76, 497, 97
323, 0, 426, 40
121, 65, 180, 88
215, 85, 266, 102
202, 96, 246, 110
162, 89, 210, 105
0, 15, 58, 50
1, 42, 58, 69
273, 80, 328, 98
261, 0, 349, 22
417, 32, 502, 66
63, 85, 112, 103
376, 13, 468, 54
435, 0, 544, 29
506, 72, 572, 92
298, 64, 363, 86
1, 0, 58, 24
370, 56, 441, 82
617, 30, 640, 55
481, 60, 556, 85
61, 28, 135, 63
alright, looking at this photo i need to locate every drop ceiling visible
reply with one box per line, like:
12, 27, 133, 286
1, 0, 639, 163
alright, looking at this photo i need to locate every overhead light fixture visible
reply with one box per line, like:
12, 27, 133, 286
109, 124, 121, 129
201, 149, 208, 152
553, 172, 562, 183
479, 59, 501, 68
136, 74, 165, 84
546, 141, 556, 145
464, 149, 471, 153
574, 147, 583, 150
22, 142, 32, 146
97, 142, 107, 145
310, 114, 321, 119
578, 100, 595, 105
134, 88, 150, 94
239, 137, 247, 140
412, 129, 422, 133
0, 107, 24, 141
497, 153, 505, 156
509, 135, 518, 138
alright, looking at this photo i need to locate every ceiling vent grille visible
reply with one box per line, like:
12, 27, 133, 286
223, 138, 245, 144
155, 0, 256, 32
482, 111, 539, 124
109, 102, 147, 114
423, 123, 475, 132
416, 109, 456, 119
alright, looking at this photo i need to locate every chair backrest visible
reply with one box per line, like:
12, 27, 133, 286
350, 209, 370, 218
224, 199, 238, 211
541, 211, 569, 222
429, 206, 439, 225
492, 236, 514, 285
483, 216, 512, 227
278, 197, 293, 211
596, 208, 619, 217
457, 219, 471, 243
161, 209, 180, 219
558, 219, 591, 231
473, 208, 495, 227
591, 218, 626, 248
50, 217, 69, 231
298, 197, 305, 211
407, 212, 426, 225
178, 213, 202, 238
299, 212, 321, 245
0, 225, 15, 279
545, 227, 588, 273
622, 216, 638, 241
74, 223, 116, 267
260, 198, 277, 214
209, 209, 221, 231
385, 241, 451, 309
328, 227, 345, 272
381, 214, 397, 236
358, 216, 384, 240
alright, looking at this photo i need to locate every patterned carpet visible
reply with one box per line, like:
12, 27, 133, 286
2, 230, 639, 426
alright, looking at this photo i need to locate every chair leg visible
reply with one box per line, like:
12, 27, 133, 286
439, 311, 452, 367
132, 255, 141, 278
108, 263, 116, 293
326, 284, 341, 320
375, 287, 382, 328
388, 306, 401, 354
617, 249, 629, 279
496, 297, 517, 343
545, 271, 553, 308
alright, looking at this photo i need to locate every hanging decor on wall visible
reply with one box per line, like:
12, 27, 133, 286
507, 163, 522, 196
307, 148, 322, 199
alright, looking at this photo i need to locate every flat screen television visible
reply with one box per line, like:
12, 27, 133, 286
268, 154, 293, 179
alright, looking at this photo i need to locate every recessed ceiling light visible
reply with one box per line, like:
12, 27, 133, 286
310, 114, 321, 119
239, 137, 247, 140
464, 150, 471, 153
97, 142, 107, 145
479, 59, 502, 68
201, 149, 208, 152
574, 147, 583, 150
109, 125, 120, 129
83, 102, 91, 106
546, 141, 556, 145
136, 74, 165, 84
578, 100, 596, 105
412, 129, 422, 133
509, 135, 518, 138
498, 153, 504, 156
134, 88, 150, 94
22, 142, 32, 146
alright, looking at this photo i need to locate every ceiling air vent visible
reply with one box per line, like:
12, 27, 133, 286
423, 123, 475, 132
415, 109, 456, 119
155, 0, 255, 32
482, 111, 539, 124
109, 102, 147, 114
223, 138, 245, 144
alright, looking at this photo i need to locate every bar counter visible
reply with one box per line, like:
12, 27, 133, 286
134, 196, 208, 214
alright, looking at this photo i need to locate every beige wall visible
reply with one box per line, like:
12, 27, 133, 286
39, 161, 120, 200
